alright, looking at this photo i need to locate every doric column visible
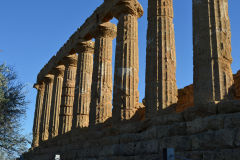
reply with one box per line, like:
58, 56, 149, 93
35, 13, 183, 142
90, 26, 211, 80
58, 54, 78, 134
32, 82, 45, 147
48, 65, 65, 138
193, 0, 233, 105
112, 0, 143, 121
89, 22, 117, 125
145, 0, 178, 116
72, 41, 94, 128
39, 75, 54, 142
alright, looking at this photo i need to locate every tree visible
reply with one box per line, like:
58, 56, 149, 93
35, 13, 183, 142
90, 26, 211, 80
0, 64, 30, 158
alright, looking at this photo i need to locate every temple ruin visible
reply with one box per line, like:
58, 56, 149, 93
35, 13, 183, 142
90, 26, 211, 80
23, 0, 240, 159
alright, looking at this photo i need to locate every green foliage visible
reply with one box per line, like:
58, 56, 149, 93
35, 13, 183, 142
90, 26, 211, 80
0, 64, 30, 158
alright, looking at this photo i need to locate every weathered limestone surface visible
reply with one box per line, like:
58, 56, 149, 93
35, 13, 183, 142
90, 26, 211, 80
176, 85, 194, 112
36, 0, 143, 83
24, 101, 240, 160
175, 70, 240, 113
145, 0, 178, 116
58, 54, 78, 134
193, 0, 233, 105
72, 41, 95, 128
39, 75, 54, 142
32, 83, 45, 147
112, 0, 143, 121
234, 71, 240, 99
48, 65, 65, 138
27, 0, 240, 159
89, 22, 117, 125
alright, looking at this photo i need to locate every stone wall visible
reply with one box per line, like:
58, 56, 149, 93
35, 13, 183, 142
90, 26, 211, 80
234, 71, 240, 99
176, 70, 240, 112
176, 85, 194, 113
23, 100, 240, 160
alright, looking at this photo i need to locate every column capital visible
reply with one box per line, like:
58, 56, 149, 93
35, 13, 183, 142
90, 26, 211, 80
112, 0, 144, 19
62, 54, 78, 67
33, 82, 45, 91
92, 22, 117, 39
43, 74, 54, 84
74, 40, 95, 54
51, 65, 65, 78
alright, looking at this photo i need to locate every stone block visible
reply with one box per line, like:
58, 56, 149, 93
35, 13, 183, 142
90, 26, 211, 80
234, 71, 240, 99
176, 151, 203, 160
134, 154, 162, 160
183, 103, 217, 121
217, 100, 240, 114
224, 112, 240, 128
203, 149, 240, 160
159, 136, 192, 151
176, 84, 194, 112
99, 145, 119, 157
215, 129, 235, 147
135, 140, 158, 154
187, 115, 224, 134
79, 146, 101, 158
191, 129, 235, 150
100, 136, 120, 146
156, 125, 170, 138
140, 126, 157, 140
109, 156, 135, 160
116, 143, 136, 156
234, 128, 240, 146
152, 113, 184, 125
168, 122, 187, 136
119, 133, 141, 144
116, 122, 143, 134
191, 132, 213, 150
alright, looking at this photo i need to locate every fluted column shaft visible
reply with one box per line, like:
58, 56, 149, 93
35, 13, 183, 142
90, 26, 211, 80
32, 83, 45, 147
193, 0, 233, 105
48, 65, 65, 138
39, 75, 54, 142
72, 41, 94, 128
145, 0, 178, 116
89, 22, 117, 125
59, 54, 77, 134
112, 1, 144, 121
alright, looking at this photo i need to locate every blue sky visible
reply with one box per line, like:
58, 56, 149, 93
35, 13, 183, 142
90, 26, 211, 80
0, 0, 239, 138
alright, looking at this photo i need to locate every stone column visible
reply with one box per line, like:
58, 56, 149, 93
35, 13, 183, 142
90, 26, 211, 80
32, 82, 45, 147
89, 22, 117, 125
39, 75, 54, 142
193, 0, 233, 105
112, 0, 143, 121
72, 41, 94, 128
58, 54, 78, 134
145, 0, 178, 116
48, 65, 65, 138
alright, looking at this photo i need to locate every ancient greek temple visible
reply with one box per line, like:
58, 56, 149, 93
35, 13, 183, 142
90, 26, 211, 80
24, 0, 240, 159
